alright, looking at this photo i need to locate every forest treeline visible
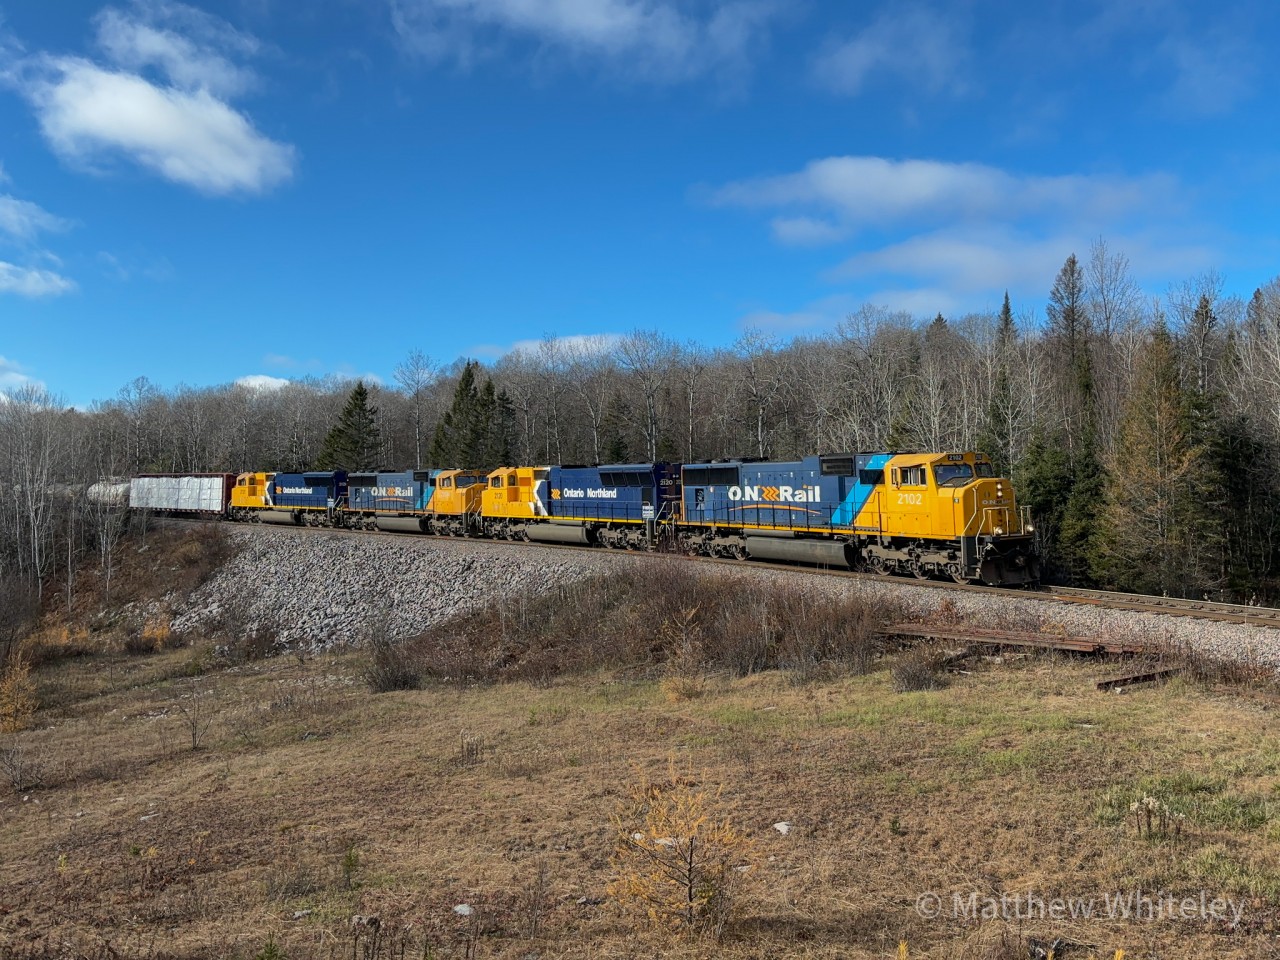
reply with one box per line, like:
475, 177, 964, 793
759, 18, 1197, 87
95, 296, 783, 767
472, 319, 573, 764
3, 240, 1280, 604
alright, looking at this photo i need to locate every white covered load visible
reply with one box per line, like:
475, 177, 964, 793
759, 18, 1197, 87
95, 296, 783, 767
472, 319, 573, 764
87, 480, 131, 506
129, 475, 228, 514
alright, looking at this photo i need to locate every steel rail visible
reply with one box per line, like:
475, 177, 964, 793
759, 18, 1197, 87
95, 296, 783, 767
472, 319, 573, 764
159, 516, 1280, 632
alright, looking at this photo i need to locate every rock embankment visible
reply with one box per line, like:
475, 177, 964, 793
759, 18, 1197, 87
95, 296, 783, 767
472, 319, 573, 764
168, 525, 1280, 665
170, 527, 632, 649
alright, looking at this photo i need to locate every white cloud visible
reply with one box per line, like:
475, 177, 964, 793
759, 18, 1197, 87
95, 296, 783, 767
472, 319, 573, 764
770, 216, 846, 246
0, 355, 46, 392
858, 287, 963, 317
0, 261, 75, 297
712, 153, 1213, 321
0, 194, 70, 241
811, 5, 970, 97
473, 332, 624, 360
829, 227, 1073, 291
711, 156, 1176, 239
509, 333, 623, 356
738, 294, 859, 334
1160, 31, 1255, 116
235, 374, 290, 391
829, 226, 1216, 301
8, 3, 294, 195
389, 0, 780, 83
94, 3, 259, 97
25, 58, 294, 195
0, 169, 74, 291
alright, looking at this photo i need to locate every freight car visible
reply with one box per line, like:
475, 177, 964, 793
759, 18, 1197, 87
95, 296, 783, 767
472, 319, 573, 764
128, 473, 236, 516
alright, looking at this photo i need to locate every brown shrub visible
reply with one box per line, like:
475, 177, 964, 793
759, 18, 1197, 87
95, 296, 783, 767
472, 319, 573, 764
891, 646, 949, 693
0, 652, 38, 732
408, 559, 898, 685
103, 523, 240, 608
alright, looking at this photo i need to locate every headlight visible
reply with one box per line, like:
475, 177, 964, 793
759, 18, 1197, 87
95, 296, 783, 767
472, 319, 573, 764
1026, 523, 1035, 533
993, 526, 1004, 536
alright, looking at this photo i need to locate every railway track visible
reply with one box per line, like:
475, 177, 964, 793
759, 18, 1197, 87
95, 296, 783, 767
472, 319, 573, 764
1047, 586, 1280, 626
168, 516, 1280, 633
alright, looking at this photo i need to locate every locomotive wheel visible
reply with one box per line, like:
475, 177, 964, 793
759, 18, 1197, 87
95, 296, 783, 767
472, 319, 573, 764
732, 543, 748, 561
911, 561, 930, 580
871, 557, 892, 576
947, 563, 967, 584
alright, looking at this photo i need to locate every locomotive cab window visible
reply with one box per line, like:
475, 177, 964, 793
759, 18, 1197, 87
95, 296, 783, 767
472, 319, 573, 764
901, 465, 927, 486
490, 476, 503, 488
934, 464, 974, 487
976, 463, 995, 477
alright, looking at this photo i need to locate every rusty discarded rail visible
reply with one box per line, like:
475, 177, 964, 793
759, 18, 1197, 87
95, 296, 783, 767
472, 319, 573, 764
881, 623, 1155, 656
1095, 666, 1183, 691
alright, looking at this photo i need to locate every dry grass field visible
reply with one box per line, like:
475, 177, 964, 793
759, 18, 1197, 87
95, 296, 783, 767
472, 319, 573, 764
5, 532, 1280, 959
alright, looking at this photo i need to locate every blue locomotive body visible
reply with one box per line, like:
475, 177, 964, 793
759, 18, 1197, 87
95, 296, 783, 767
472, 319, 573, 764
347, 470, 436, 514
547, 463, 680, 523
271, 471, 348, 511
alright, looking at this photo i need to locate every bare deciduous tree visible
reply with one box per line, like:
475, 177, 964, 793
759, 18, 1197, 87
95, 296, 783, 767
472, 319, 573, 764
617, 330, 678, 462
394, 349, 438, 469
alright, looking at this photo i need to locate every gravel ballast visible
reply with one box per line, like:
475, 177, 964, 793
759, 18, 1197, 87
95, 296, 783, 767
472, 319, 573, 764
170, 527, 638, 648
168, 526, 1280, 665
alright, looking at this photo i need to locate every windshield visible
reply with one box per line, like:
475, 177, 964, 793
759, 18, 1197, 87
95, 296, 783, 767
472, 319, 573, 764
976, 463, 995, 478
934, 464, 974, 487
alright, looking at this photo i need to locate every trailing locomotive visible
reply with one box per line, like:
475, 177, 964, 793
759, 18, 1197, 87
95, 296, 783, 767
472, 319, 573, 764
126, 449, 1040, 586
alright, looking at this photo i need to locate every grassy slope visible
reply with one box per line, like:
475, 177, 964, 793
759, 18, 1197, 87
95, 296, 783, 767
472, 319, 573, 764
5, 643, 1280, 959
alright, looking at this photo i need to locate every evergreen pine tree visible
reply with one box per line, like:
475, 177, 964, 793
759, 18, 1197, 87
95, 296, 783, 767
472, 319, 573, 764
601, 392, 632, 463
886, 331, 924, 450
1247, 288, 1267, 333
1046, 252, 1096, 450
429, 361, 516, 470
1037, 254, 1104, 583
430, 361, 481, 467
976, 291, 1017, 476
316, 380, 380, 471
1059, 430, 1104, 585
1016, 427, 1074, 581
1095, 322, 1206, 595
1212, 414, 1280, 597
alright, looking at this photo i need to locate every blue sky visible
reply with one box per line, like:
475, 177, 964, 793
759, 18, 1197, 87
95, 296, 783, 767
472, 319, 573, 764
1, 0, 1278, 407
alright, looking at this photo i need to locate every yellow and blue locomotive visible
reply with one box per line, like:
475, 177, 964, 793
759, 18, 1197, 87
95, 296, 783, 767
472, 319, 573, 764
675, 451, 1038, 585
